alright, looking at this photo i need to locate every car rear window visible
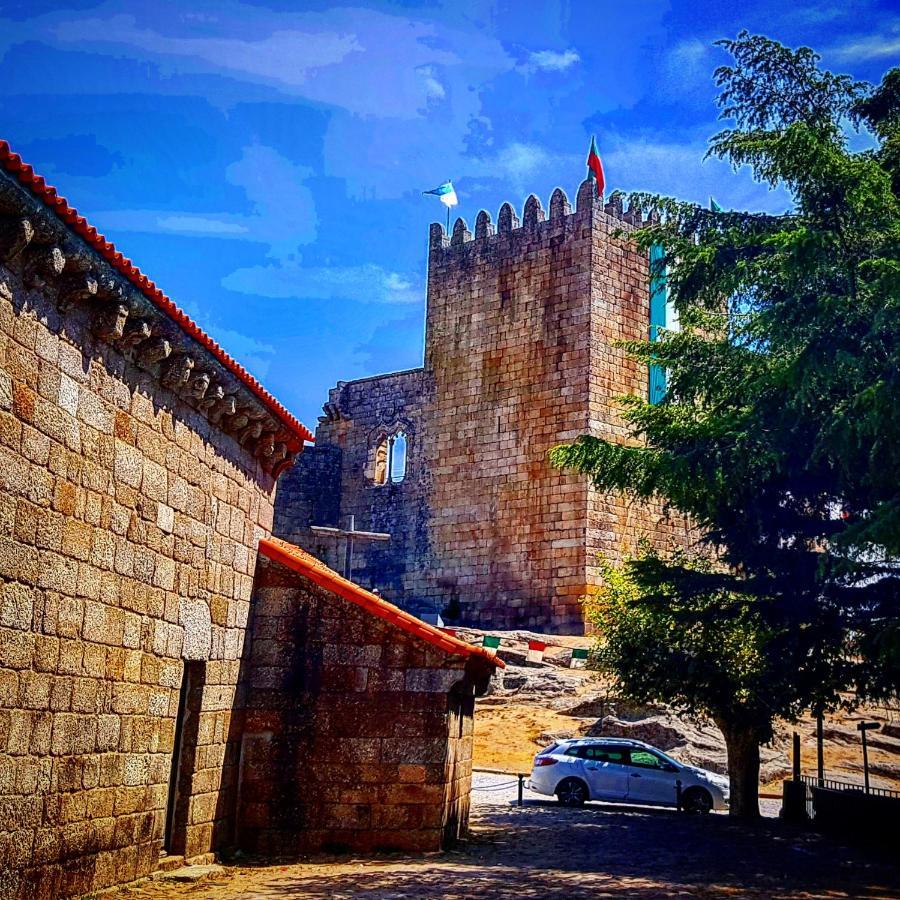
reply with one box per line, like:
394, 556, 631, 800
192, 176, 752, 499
562, 744, 628, 763
537, 743, 558, 756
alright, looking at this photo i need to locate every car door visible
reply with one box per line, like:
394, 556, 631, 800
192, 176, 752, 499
580, 744, 629, 801
624, 747, 680, 806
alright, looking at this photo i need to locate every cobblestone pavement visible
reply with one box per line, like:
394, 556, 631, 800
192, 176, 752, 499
112, 774, 900, 899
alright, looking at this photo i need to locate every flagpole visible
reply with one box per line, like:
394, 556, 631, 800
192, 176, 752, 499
447, 205, 450, 232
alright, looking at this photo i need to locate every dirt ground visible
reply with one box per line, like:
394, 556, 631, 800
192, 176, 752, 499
111, 774, 900, 899
470, 659, 900, 793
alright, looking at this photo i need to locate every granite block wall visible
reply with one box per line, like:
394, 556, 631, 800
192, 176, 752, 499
237, 557, 486, 854
0, 216, 281, 898
280, 182, 691, 633
276, 369, 431, 606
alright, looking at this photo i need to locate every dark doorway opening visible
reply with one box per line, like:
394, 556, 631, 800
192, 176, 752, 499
164, 660, 205, 856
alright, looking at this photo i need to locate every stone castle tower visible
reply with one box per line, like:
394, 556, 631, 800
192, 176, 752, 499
275, 178, 686, 634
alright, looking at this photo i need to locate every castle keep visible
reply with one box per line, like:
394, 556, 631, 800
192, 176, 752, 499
277, 179, 686, 633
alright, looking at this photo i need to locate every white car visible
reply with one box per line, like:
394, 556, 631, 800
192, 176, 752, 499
529, 738, 729, 813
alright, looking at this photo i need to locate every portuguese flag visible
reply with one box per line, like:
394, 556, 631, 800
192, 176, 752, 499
586, 136, 605, 198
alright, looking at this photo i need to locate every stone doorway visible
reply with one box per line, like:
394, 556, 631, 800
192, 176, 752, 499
164, 660, 206, 857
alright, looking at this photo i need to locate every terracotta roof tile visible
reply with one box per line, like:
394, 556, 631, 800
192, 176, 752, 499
258, 537, 504, 669
0, 139, 314, 445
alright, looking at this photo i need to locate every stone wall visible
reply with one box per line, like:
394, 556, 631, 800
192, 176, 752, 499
237, 555, 485, 854
282, 182, 690, 633
0, 172, 287, 897
276, 369, 431, 606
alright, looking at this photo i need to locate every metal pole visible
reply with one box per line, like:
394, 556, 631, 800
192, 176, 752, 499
792, 731, 801, 781
816, 711, 824, 786
862, 728, 870, 795
518, 774, 524, 807
343, 514, 355, 580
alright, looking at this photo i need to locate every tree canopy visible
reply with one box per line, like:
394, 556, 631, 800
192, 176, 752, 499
551, 33, 900, 815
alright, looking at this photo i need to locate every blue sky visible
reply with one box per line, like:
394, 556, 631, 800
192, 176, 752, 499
1, 1, 896, 431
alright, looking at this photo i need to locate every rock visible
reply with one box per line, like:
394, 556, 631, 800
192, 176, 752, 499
154, 864, 224, 883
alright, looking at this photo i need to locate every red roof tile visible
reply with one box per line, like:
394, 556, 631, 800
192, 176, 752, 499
258, 537, 504, 669
0, 139, 314, 446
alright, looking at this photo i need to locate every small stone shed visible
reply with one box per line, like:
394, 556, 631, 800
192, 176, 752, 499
237, 537, 503, 854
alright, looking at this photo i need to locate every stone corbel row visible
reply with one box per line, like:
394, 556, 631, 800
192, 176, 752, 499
0, 207, 296, 477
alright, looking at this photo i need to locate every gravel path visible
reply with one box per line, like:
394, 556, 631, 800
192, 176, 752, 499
112, 774, 899, 899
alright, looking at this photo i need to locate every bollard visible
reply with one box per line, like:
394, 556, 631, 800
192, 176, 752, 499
676, 779, 682, 812
518, 773, 525, 807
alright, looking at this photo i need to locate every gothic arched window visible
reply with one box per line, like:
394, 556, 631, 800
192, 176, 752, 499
371, 430, 408, 485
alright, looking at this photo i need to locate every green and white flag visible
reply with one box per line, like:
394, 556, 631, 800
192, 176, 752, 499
570, 647, 589, 669
424, 181, 459, 208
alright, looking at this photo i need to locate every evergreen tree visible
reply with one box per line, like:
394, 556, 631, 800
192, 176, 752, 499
551, 33, 900, 818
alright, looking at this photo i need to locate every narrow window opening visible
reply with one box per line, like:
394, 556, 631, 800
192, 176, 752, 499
389, 431, 407, 483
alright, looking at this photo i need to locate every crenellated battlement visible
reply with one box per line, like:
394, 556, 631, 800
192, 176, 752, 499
429, 178, 649, 255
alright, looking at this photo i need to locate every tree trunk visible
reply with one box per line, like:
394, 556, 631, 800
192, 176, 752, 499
717, 720, 762, 820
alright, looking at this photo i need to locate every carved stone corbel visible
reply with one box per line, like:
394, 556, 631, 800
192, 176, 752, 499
227, 410, 250, 432
256, 431, 276, 458
209, 394, 236, 425
57, 272, 98, 312
186, 371, 210, 401
197, 382, 224, 412
96, 275, 126, 304
137, 336, 171, 368
23, 245, 65, 287
118, 318, 152, 349
0, 216, 34, 263
238, 420, 262, 446
94, 302, 129, 341
161, 354, 194, 390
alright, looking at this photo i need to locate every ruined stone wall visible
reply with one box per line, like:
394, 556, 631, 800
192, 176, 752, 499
276, 369, 431, 607
0, 200, 282, 897
238, 557, 480, 854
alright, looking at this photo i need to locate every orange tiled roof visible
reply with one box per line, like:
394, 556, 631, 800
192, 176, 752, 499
0, 140, 314, 446
258, 537, 504, 669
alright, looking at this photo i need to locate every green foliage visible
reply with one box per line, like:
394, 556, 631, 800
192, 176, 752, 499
586, 551, 849, 742
553, 33, 900, 705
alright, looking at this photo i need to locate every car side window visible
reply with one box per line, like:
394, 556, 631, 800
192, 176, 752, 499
585, 746, 628, 764
628, 749, 668, 769
563, 745, 585, 757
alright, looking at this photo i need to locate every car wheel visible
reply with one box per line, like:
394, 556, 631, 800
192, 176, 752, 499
556, 778, 588, 808
682, 787, 713, 815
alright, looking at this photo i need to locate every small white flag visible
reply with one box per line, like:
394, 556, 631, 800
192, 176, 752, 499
423, 181, 458, 208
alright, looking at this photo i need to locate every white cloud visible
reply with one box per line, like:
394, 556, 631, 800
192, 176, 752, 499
155, 215, 249, 235
831, 22, 900, 61
48, 4, 510, 121
94, 141, 317, 253
526, 48, 580, 72
602, 135, 793, 214
222, 261, 422, 304
225, 142, 318, 254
